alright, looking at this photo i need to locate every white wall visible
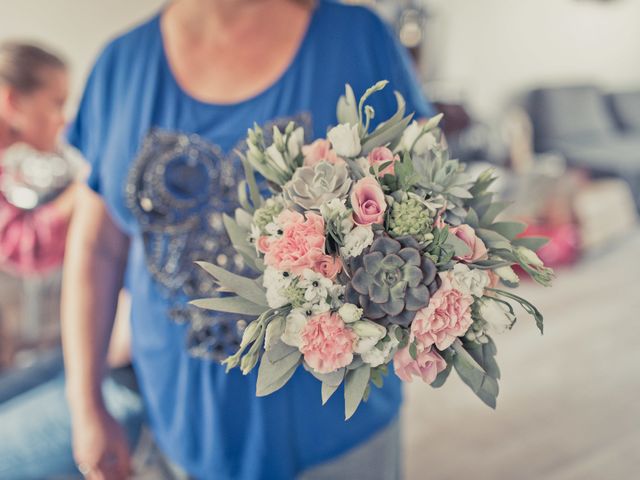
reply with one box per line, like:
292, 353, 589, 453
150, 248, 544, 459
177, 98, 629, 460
425, 0, 640, 119
0, 0, 164, 113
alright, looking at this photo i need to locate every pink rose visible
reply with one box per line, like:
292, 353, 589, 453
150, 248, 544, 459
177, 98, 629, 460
313, 254, 343, 280
449, 224, 488, 262
394, 344, 447, 383
368, 147, 398, 176
302, 139, 345, 167
256, 236, 272, 254
350, 177, 387, 226
411, 271, 474, 351
263, 212, 326, 275
300, 312, 357, 374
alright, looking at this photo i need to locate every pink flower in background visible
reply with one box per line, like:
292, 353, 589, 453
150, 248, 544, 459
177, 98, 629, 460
256, 236, 272, 254
313, 254, 343, 280
367, 146, 397, 176
300, 311, 356, 374
394, 344, 447, 383
449, 224, 488, 262
350, 177, 387, 226
264, 212, 326, 275
302, 139, 345, 167
411, 271, 474, 350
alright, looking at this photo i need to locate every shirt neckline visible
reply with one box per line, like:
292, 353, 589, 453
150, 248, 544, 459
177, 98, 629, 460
155, 1, 323, 110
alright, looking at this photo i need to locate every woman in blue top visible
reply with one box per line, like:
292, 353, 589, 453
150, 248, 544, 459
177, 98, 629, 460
62, 1, 435, 479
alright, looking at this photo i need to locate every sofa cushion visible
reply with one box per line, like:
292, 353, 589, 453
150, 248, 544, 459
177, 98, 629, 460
609, 91, 640, 132
529, 86, 617, 151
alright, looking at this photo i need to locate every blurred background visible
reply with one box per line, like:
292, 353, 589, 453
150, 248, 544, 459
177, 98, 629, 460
0, 0, 638, 479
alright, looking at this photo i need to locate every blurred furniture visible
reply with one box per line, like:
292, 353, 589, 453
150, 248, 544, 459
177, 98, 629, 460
527, 85, 640, 210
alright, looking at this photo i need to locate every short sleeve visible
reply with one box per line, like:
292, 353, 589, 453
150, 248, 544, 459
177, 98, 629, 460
66, 44, 115, 195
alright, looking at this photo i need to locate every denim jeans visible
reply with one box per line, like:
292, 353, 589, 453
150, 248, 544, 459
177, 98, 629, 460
0, 356, 145, 480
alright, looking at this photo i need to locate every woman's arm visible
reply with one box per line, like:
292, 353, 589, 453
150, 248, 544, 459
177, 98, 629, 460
61, 184, 131, 479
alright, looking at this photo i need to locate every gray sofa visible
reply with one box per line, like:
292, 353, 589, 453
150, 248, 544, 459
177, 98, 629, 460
528, 86, 640, 209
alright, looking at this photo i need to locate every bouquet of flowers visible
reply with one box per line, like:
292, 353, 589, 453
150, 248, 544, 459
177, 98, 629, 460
192, 81, 553, 419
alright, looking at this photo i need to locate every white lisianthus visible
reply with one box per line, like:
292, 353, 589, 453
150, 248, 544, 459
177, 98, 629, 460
338, 303, 363, 324
299, 269, 332, 304
495, 266, 520, 285
320, 197, 347, 220
352, 320, 387, 355
327, 123, 361, 157
265, 285, 289, 308
361, 327, 401, 367
397, 121, 437, 155
265, 144, 288, 172
452, 264, 490, 297
301, 300, 331, 316
515, 247, 544, 267
478, 298, 516, 335
286, 127, 305, 159
281, 309, 308, 348
263, 267, 293, 308
340, 225, 374, 258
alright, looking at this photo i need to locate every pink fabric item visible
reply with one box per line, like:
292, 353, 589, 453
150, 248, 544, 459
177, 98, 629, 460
0, 171, 69, 276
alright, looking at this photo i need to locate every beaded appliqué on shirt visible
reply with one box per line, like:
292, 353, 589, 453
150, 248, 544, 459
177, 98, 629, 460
125, 113, 312, 362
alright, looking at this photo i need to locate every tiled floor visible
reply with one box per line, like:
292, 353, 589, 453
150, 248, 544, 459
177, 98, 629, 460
403, 233, 640, 480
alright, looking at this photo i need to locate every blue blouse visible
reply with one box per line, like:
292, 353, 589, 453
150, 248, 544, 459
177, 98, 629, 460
67, 1, 434, 478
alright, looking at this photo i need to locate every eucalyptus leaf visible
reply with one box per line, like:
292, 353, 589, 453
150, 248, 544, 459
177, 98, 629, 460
490, 221, 527, 241
476, 228, 512, 251
256, 349, 301, 397
512, 236, 549, 251
480, 201, 512, 225
452, 340, 499, 409
322, 382, 340, 405
344, 366, 371, 420
189, 296, 268, 316
464, 208, 480, 228
195, 261, 268, 306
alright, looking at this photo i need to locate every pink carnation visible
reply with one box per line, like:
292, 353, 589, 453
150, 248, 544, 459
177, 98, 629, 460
302, 139, 345, 167
449, 224, 488, 263
411, 271, 474, 350
300, 312, 356, 374
368, 146, 398, 176
313, 254, 343, 280
350, 177, 387, 226
394, 344, 447, 383
263, 211, 326, 275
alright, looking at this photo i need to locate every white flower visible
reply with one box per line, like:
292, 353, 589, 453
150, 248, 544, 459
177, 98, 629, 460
397, 121, 437, 155
266, 285, 289, 308
361, 327, 400, 367
352, 320, 387, 354
320, 197, 348, 219
281, 309, 308, 348
327, 123, 361, 157
338, 303, 363, 324
302, 300, 331, 316
265, 144, 288, 172
478, 298, 516, 335
299, 269, 332, 304
355, 156, 374, 177
515, 247, 544, 267
286, 127, 305, 159
264, 222, 281, 237
495, 266, 519, 285
452, 264, 490, 297
340, 225, 374, 258
263, 267, 293, 308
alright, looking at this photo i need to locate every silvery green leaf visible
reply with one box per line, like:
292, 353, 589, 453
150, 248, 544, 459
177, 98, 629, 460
337, 84, 359, 126
189, 296, 268, 316
464, 337, 500, 380
344, 365, 371, 420
476, 228, 512, 251
464, 208, 480, 228
512, 236, 549, 251
480, 201, 512, 225
447, 186, 473, 199
310, 367, 345, 387
322, 382, 340, 405
361, 113, 414, 155
490, 221, 527, 241
444, 230, 472, 258
430, 361, 452, 388
267, 339, 298, 363
256, 349, 301, 397
452, 340, 499, 409
195, 261, 268, 306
